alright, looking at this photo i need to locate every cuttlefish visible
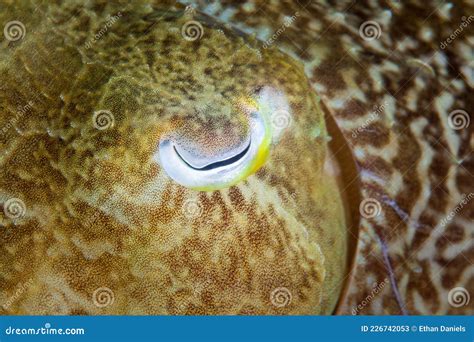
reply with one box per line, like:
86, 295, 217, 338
0, 0, 472, 315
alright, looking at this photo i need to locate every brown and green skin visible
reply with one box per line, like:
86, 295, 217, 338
195, 0, 474, 315
0, 1, 348, 314
1, 0, 473, 316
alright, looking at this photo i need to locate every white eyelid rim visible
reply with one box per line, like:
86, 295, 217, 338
156, 112, 265, 189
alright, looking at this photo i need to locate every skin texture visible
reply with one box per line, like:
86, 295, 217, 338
1, 0, 472, 316
190, 0, 474, 315
0, 1, 348, 314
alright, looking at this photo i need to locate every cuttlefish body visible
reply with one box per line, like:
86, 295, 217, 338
0, 0, 472, 315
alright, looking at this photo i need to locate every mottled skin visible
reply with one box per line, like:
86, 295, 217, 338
192, 0, 473, 315
1, 0, 473, 316
0, 1, 348, 314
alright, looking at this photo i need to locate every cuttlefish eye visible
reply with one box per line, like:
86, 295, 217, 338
150, 12, 352, 313
158, 110, 268, 191
157, 86, 292, 191
0, 3, 353, 315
